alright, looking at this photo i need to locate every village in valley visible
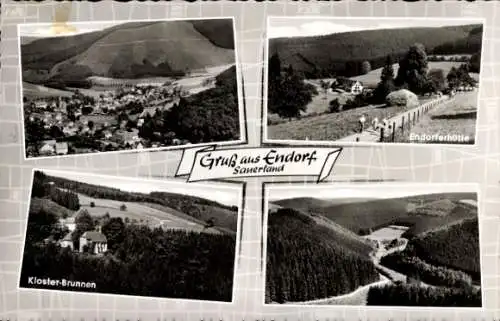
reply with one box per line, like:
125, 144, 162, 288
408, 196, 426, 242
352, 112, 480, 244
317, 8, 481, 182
20, 19, 241, 158
24, 82, 190, 157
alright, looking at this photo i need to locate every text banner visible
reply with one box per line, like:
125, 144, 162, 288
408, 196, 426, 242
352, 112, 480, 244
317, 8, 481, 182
176, 146, 343, 182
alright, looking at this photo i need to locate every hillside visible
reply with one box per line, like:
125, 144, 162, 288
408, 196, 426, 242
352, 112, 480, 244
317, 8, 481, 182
29, 197, 74, 218
410, 217, 481, 281
269, 24, 482, 77
36, 171, 239, 233
282, 193, 477, 236
266, 208, 378, 303
21, 20, 236, 84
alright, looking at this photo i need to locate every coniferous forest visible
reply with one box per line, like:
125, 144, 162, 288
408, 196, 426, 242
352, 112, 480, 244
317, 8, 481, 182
265, 208, 379, 303
20, 171, 238, 301
266, 192, 482, 307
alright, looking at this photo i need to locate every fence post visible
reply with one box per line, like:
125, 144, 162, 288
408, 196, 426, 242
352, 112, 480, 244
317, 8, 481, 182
413, 112, 416, 125
392, 122, 396, 142
401, 116, 405, 133
379, 127, 384, 142
417, 109, 420, 121
408, 113, 411, 128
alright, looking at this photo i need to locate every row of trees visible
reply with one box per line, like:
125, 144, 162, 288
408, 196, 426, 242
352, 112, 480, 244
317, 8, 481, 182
265, 208, 379, 303
31, 172, 80, 211
367, 283, 482, 307
21, 208, 236, 301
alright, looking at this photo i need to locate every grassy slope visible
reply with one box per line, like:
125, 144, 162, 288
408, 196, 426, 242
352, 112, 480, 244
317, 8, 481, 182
270, 24, 481, 75
29, 197, 74, 218
22, 20, 235, 82
75, 192, 223, 234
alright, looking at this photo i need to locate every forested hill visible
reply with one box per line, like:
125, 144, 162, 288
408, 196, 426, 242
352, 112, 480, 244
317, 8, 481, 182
32, 171, 239, 231
269, 24, 482, 77
274, 192, 477, 236
266, 207, 378, 303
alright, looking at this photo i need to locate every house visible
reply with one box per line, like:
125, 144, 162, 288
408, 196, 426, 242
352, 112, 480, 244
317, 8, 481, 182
103, 131, 113, 139
35, 101, 48, 109
79, 229, 108, 254
55, 142, 69, 155
59, 216, 76, 231
59, 232, 74, 250
39, 140, 56, 155
351, 81, 364, 95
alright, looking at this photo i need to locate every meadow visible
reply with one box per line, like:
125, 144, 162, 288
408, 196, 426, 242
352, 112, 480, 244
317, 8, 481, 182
75, 192, 214, 233
394, 91, 478, 144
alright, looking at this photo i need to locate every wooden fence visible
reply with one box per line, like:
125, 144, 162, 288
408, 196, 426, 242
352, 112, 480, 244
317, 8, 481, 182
379, 95, 452, 142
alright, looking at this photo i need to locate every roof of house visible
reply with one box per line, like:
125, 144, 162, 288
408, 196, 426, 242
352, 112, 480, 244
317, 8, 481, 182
81, 231, 107, 243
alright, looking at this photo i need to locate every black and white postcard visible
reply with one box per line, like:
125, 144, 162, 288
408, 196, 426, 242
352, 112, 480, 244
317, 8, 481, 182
264, 17, 484, 145
264, 183, 483, 307
19, 169, 242, 302
19, 18, 244, 159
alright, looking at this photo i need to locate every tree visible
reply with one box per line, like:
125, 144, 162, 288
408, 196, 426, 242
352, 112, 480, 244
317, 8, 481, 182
72, 209, 95, 250
329, 98, 341, 113
102, 217, 125, 252
319, 80, 330, 100
88, 121, 94, 131
361, 61, 372, 75
372, 55, 396, 103
428, 69, 446, 92
469, 51, 481, 73
268, 65, 314, 120
269, 53, 282, 83
395, 43, 429, 94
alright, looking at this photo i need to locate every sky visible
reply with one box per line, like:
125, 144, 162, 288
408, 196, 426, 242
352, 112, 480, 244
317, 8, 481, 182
268, 17, 483, 39
39, 169, 241, 207
268, 183, 478, 202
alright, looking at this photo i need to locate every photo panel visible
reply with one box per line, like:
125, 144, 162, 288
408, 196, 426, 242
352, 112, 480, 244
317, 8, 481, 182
19, 17, 246, 159
19, 169, 243, 302
264, 17, 485, 146
263, 183, 483, 308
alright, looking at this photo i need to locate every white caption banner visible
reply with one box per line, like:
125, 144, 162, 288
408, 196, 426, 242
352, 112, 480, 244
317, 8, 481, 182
175, 146, 343, 183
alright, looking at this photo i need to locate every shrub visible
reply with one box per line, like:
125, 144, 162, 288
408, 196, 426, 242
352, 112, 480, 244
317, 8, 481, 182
90, 202, 95, 208
120, 204, 127, 211
386, 89, 419, 108
328, 98, 341, 113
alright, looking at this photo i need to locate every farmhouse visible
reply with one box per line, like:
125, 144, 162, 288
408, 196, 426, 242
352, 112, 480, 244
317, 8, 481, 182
79, 230, 108, 254
351, 81, 364, 95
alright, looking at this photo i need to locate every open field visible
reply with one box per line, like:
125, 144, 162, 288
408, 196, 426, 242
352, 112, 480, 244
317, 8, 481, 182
394, 91, 478, 144
23, 82, 74, 98
364, 225, 409, 242
74, 192, 219, 233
